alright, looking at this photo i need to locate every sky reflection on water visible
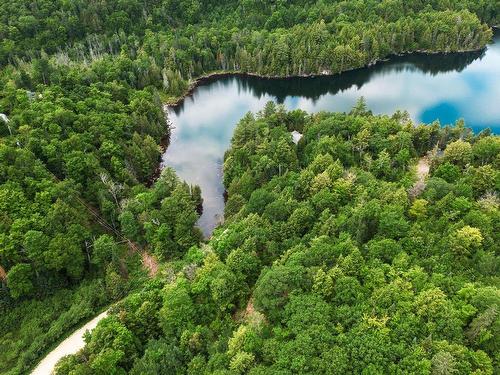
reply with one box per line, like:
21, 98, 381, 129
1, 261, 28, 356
163, 32, 500, 236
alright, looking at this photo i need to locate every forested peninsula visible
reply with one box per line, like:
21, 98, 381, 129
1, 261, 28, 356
0, 1, 499, 374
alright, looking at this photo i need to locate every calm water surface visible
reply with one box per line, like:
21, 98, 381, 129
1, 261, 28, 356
163, 31, 500, 237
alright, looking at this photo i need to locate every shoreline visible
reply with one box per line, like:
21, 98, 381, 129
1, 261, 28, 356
153, 39, 495, 234
146, 112, 172, 187
154, 41, 491, 215
26, 30, 499, 374
152, 44, 488, 185
164, 45, 487, 108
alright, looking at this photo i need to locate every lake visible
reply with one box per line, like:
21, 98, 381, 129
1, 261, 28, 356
162, 30, 500, 237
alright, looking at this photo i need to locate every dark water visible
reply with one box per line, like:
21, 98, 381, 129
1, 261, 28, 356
162, 32, 500, 237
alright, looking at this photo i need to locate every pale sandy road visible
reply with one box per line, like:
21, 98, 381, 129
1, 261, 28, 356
30, 251, 156, 374
31, 310, 108, 375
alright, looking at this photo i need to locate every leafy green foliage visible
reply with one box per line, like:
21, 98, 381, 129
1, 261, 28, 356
0, 1, 498, 373
0, 279, 109, 374
59, 105, 499, 374
0, 25, 201, 375
0, 1, 495, 97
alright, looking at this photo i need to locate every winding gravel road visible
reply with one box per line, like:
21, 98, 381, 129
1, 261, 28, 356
31, 310, 108, 375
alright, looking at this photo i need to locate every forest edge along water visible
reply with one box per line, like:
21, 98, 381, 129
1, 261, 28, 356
4, 2, 495, 374
30, 30, 500, 374
164, 34, 494, 108
162, 29, 500, 238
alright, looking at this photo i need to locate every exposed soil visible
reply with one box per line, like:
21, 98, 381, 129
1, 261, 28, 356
142, 251, 159, 277
409, 157, 430, 198
416, 157, 430, 182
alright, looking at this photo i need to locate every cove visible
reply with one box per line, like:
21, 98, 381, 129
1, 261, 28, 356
162, 31, 500, 237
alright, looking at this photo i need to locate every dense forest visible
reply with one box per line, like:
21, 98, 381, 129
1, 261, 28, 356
0, 63, 202, 374
0, 0, 497, 97
55, 105, 499, 374
0, 0, 499, 374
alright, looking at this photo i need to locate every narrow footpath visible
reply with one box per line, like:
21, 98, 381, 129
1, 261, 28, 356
410, 157, 430, 197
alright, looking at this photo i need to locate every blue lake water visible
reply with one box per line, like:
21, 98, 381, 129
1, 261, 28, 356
163, 31, 500, 236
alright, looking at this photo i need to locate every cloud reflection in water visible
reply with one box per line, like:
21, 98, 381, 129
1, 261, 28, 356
163, 32, 500, 237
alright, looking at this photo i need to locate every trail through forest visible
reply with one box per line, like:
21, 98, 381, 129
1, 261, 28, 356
417, 157, 430, 183
31, 311, 109, 375
30, 250, 158, 374
410, 157, 430, 197
142, 252, 159, 277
